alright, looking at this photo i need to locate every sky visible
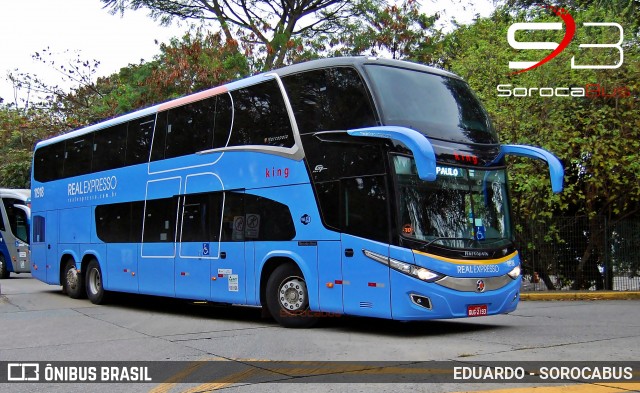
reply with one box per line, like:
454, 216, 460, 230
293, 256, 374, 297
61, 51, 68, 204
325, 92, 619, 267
0, 0, 494, 105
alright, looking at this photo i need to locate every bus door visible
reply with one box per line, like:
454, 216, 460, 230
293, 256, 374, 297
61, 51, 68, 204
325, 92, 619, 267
140, 177, 181, 297
176, 174, 224, 300
340, 175, 392, 318
212, 191, 246, 304
12, 204, 30, 273
30, 211, 58, 283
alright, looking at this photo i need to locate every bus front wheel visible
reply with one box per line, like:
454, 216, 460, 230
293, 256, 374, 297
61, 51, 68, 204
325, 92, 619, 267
266, 263, 317, 328
63, 259, 85, 299
86, 260, 109, 304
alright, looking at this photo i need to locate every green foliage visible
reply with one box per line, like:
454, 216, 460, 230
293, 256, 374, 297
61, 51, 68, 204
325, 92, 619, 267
336, 0, 440, 61
148, 29, 249, 97
0, 104, 66, 188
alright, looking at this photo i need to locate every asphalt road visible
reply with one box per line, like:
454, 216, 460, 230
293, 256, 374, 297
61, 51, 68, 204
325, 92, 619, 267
1, 274, 639, 393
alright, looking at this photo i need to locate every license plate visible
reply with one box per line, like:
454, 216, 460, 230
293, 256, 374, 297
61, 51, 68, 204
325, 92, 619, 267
467, 304, 488, 317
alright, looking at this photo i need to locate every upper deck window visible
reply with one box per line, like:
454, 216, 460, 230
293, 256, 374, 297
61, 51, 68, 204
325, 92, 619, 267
365, 65, 498, 144
282, 67, 377, 134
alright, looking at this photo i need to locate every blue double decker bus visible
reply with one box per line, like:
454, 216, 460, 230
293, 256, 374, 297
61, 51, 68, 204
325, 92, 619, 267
30, 57, 563, 327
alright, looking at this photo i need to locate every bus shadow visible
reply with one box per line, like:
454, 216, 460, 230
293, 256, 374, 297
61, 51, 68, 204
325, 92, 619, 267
100, 292, 267, 323
77, 291, 509, 336
319, 316, 508, 337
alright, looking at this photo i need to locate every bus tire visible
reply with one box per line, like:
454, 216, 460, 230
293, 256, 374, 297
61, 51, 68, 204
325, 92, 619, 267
63, 258, 86, 299
86, 260, 109, 304
266, 263, 317, 328
0, 254, 10, 279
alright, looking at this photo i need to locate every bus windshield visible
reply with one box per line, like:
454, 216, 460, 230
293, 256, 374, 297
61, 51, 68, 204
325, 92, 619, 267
365, 64, 497, 144
393, 155, 512, 250
3, 199, 29, 244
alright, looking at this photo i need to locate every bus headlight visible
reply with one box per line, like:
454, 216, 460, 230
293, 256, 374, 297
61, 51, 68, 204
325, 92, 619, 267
363, 249, 443, 283
389, 259, 442, 282
507, 265, 521, 279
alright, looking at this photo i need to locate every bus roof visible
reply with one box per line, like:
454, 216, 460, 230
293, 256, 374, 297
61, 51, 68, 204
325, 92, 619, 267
34, 57, 460, 149
0, 189, 30, 201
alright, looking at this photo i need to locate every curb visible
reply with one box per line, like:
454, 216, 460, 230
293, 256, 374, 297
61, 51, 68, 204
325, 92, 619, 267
520, 291, 640, 301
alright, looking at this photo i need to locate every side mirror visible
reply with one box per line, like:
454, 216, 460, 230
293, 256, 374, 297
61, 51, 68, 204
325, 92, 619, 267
500, 145, 564, 193
348, 126, 437, 181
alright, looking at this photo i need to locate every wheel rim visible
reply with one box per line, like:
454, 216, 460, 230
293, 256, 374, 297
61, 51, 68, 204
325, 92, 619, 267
278, 276, 307, 312
66, 265, 79, 290
88, 268, 101, 295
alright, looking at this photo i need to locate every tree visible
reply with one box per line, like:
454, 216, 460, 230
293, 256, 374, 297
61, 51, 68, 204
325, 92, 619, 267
146, 28, 249, 97
0, 104, 65, 188
100, 0, 366, 71
337, 0, 440, 61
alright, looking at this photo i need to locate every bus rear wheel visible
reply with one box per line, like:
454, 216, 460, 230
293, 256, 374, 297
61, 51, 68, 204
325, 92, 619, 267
0, 255, 10, 279
266, 263, 317, 328
63, 259, 85, 299
86, 260, 109, 304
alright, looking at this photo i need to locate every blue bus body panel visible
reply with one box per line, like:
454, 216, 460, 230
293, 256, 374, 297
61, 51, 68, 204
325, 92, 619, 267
59, 207, 91, 243
386, 251, 521, 320
317, 241, 343, 313
341, 235, 391, 319
210, 242, 246, 304
390, 271, 520, 320
104, 244, 139, 293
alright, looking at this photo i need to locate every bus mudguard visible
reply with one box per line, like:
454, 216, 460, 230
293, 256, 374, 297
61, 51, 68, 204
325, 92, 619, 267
256, 248, 320, 311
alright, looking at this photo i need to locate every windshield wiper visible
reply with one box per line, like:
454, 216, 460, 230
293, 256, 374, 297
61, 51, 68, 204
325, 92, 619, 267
424, 236, 512, 248
480, 237, 513, 245
425, 237, 475, 247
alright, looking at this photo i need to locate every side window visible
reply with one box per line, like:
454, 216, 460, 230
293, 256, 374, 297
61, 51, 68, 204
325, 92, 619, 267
34, 142, 65, 183
143, 197, 178, 243
64, 135, 94, 178
95, 201, 144, 243
282, 67, 377, 134
33, 215, 45, 243
221, 192, 245, 241
92, 123, 127, 172
164, 97, 216, 159
180, 193, 223, 242
302, 135, 386, 183
302, 135, 387, 234
244, 194, 296, 241
152, 94, 231, 161
213, 93, 233, 149
220, 192, 296, 241
126, 115, 155, 165
228, 80, 295, 148
314, 182, 340, 230
342, 175, 389, 243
